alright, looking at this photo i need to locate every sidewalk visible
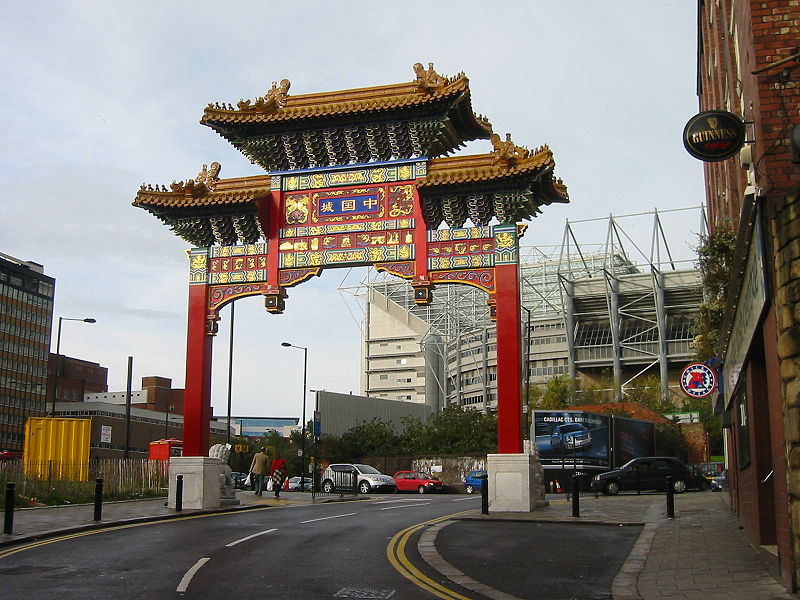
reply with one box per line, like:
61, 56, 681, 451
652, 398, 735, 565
0, 489, 309, 544
1, 489, 796, 600
439, 491, 797, 600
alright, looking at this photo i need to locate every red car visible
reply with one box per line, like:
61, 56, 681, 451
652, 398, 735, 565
393, 470, 444, 494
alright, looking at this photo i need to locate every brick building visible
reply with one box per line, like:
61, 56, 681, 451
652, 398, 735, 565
694, 0, 800, 589
47, 354, 107, 403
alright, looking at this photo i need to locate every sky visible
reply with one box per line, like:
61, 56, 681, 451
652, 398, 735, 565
0, 2, 706, 420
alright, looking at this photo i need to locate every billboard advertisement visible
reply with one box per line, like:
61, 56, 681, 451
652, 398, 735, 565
613, 417, 655, 468
533, 411, 610, 468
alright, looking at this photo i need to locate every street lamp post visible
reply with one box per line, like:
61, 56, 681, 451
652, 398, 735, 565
165, 404, 174, 439
281, 342, 307, 483
53, 317, 96, 416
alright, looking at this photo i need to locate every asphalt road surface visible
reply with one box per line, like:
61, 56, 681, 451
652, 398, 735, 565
0, 494, 640, 599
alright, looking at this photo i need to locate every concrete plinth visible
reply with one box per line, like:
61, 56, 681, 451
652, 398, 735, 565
168, 456, 221, 510
487, 453, 549, 512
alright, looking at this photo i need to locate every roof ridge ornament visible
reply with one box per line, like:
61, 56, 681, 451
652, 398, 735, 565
237, 79, 291, 113
414, 62, 447, 92
195, 161, 221, 191
490, 132, 530, 166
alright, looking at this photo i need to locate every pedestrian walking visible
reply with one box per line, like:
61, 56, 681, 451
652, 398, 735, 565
249, 447, 270, 496
270, 454, 288, 499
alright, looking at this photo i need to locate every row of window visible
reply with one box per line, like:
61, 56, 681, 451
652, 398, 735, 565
530, 335, 567, 346
0, 319, 49, 344
0, 411, 25, 426
0, 298, 51, 327
529, 365, 569, 377
0, 276, 54, 301
532, 322, 565, 332
0, 336, 48, 360
0, 395, 46, 411
0, 430, 23, 446
0, 355, 47, 377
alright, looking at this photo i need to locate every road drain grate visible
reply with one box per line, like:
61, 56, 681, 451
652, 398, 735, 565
333, 588, 396, 599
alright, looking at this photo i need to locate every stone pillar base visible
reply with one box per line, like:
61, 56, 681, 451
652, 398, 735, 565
168, 456, 222, 510
487, 453, 549, 512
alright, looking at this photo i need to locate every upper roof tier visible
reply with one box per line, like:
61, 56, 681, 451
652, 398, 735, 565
201, 63, 493, 171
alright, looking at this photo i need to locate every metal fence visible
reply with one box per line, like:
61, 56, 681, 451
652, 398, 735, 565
312, 465, 358, 500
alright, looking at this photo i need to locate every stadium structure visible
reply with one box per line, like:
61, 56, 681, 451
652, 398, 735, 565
348, 208, 706, 413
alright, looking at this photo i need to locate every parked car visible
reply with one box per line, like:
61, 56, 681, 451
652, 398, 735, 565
694, 461, 725, 483
550, 422, 592, 451
393, 470, 445, 494
231, 471, 248, 490
320, 463, 396, 494
464, 470, 487, 494
287, 476, 313, 492
591, 457, 696, 495
711, 469, 728, 492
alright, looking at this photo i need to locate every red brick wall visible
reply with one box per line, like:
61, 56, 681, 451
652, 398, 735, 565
697, 0, 800, 589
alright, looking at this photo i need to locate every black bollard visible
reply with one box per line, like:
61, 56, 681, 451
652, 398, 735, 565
176, 475, 183, 512
480, 474, 489, 515
572, 474, 580, 517
665, 475, 675, 519
93, 478, 104, 521
4, 482, 15, 535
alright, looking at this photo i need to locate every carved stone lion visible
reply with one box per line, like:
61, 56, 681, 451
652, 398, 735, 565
209, 443, 235, 499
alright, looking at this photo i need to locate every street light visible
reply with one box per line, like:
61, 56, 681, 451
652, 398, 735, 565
281, 342, 307, 482
165, 404, 174, 439
53, 317, 96, 416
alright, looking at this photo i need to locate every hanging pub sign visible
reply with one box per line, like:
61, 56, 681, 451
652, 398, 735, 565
683, 110, 746, 161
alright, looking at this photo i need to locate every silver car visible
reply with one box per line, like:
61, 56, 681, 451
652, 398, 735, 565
321, 463, 396, 494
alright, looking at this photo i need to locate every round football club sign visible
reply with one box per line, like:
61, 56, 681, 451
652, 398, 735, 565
680, 363, 717, 398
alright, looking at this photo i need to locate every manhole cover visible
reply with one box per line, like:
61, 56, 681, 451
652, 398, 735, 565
333, 588, 396, 599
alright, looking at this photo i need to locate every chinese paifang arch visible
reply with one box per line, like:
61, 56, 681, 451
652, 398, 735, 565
134, 63, 569, 456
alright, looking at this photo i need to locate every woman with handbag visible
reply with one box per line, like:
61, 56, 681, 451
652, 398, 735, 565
270, 454, 288, 499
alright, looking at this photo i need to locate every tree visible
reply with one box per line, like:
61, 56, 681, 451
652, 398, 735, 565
400, 407, 497, 455
337, 418, 400, 461
625, 375, 678, 416
693, 223, 737, 361
529, 375, 572, 410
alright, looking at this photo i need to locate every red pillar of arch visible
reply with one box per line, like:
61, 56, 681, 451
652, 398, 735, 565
494, 228, 523, 454
183, 280, 214, 456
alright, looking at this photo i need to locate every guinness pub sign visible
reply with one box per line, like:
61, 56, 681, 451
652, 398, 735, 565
683, 110, 746, 161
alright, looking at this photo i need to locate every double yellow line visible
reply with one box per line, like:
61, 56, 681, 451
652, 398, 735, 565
386, 511, 474, 600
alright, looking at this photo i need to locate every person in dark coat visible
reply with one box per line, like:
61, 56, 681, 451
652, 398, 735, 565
270, 455, 288, 499
249, 447, 270, 496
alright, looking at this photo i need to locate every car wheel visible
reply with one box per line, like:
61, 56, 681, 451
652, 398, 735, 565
322, 479, 334, 493
418, 486, 426, 494
466, 484, 475, 494
359, 481, 372, 494
673, 479, 687, 494
604, 481, 620, 496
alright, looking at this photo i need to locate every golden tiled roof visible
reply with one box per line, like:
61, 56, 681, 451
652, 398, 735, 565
422, 146, 556, 188
133, 173, 271, 210
200, 64, 493, 170
201, 68, 485, 127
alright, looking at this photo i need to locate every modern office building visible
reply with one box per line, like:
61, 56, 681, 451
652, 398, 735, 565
0, 252, 55, 452
210, 416, 299, 438
361, 211, 704, 413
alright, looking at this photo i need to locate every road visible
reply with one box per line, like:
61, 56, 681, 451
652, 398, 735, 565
0, 493, 641, 599
0, 494, 481, 599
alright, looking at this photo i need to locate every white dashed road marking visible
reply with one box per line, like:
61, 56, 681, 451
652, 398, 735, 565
177, 557, 210, 593
225, 528, 278, 547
